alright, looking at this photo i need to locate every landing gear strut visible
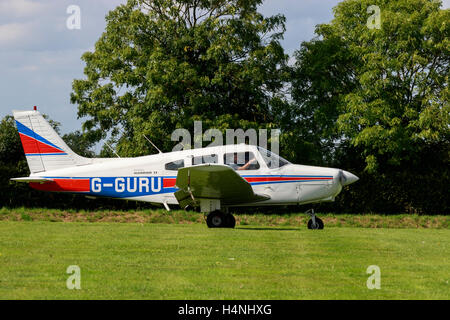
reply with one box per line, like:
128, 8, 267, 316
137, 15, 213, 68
206, 210, 235, 228
306, 209, 324, 230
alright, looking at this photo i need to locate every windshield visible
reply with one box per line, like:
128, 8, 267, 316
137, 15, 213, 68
257, 147, 290, 169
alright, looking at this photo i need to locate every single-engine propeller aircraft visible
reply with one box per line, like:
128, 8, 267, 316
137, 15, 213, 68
11, 108, 359, 229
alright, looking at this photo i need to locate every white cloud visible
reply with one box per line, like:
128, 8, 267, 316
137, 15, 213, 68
0, 0, 47, 18
17, 64, 39, 72
0, 1, 126, 134
0, 22, 32, 47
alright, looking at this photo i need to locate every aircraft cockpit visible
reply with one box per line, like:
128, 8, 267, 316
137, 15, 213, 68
162, 145, 291, 172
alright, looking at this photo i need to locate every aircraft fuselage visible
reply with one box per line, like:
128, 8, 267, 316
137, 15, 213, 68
28, 144, 357, 208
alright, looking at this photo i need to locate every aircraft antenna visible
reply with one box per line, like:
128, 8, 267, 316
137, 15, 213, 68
104, 141, 121, 158
143, 134, 163, 154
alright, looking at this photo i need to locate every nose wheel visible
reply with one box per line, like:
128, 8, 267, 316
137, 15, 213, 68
306, 209, 324, 229
206, 210, 235, 228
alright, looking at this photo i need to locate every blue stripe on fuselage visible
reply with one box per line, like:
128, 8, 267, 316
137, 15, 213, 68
41, 175, 332, 198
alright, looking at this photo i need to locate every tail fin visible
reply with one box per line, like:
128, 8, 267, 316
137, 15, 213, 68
13, 110, 91, 173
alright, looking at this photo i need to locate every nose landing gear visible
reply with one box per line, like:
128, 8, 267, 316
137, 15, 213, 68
306, 209, 324, 230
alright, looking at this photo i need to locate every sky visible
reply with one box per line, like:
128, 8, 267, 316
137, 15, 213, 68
0, 0, 449, 139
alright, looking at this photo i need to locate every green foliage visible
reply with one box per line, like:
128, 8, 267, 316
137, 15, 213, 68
71, 0, 289, 156
0, 116, 26, 165
62, 131, 96, 158
292, 0, 449, 170
334, 0, 448, 171
288, 33, 358, 165
0, 116, 30, 207
290, 0, 449, 213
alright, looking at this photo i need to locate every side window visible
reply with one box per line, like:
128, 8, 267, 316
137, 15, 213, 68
224, 152, 260, 171
193, 154, 218, 165
165, 159, 184, 171
257, 146, 290, 169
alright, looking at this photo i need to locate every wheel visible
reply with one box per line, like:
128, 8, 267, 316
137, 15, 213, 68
206, 210, 226, 228
307, 217, 324, 230
225, 214, 236, 228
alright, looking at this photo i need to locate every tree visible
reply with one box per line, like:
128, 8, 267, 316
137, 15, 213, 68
292, 0, 448, 170
62, 131, 96, 158
335, 0, 448, 171
71, 0, 289, 156
0, 116, 29, 207
291, 0, 449, 213
288, 28, 359, 165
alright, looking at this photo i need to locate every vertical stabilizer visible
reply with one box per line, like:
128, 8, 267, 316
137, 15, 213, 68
13, 110, 91, 173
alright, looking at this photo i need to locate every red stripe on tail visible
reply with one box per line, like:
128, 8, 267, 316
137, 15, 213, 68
19, 133, 65, 154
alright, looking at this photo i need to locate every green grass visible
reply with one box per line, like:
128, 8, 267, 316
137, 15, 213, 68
0, 207, 449, 228
0, 221, 448, 299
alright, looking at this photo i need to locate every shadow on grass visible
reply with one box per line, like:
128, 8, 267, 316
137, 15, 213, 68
236, 226, 300, 231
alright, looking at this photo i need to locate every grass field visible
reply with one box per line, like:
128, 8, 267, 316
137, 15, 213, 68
0, 217, 449, 299
1, 207, 449, 228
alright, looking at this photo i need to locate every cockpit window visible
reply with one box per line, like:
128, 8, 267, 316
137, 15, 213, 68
224, 152, 260, 171
257, 147, 290, 169
193, 154, 218, 165
165, 159, 184, 171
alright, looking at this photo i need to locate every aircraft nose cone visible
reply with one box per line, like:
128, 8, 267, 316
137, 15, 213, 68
341, 170, 359, 186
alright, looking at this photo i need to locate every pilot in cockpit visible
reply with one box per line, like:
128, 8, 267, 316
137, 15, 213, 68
228, 153, 257, 171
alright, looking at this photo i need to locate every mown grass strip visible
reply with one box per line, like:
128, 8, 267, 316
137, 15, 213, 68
0, 222, 448, 299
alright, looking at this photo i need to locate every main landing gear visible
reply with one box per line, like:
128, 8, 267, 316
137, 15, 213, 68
204, 208, 323, 230
206, 210, 236, 228
306, 209, 324, 230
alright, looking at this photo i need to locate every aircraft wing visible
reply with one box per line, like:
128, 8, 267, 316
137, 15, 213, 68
11, 177, 53, 183
174, 164, 270, 208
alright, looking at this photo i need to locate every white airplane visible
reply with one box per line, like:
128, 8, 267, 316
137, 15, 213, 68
11, 109, 358, 229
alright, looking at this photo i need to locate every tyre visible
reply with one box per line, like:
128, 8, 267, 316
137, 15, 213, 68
307, 217, 324, 229
225, 214, 236, 228
206, 210, 226, 228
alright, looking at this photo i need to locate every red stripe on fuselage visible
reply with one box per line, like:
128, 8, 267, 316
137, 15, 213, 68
244, 176, 332, 183
163, 178, 176, 188
30, 179, 90, 192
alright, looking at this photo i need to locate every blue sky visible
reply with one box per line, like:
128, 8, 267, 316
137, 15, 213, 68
0, 0, 448, 138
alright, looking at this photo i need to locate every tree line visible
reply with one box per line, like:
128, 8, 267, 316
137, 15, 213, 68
1, 0, 448, 213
